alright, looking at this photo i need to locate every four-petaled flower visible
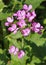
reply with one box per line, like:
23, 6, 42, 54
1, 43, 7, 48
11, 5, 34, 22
31, 22, 43, 33
21, 28, 30, 36
9, 46, 25, 59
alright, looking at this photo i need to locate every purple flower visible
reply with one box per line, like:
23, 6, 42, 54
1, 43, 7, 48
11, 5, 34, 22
5, 17, 14, 26
8, 24, 17, 32
13, 48, 19, 55
17, 20, 27, 28
18, 50, 25, 59
9, 46, 25, 58
23, 4, 28, 11
9, 46, 15, 54
26, 12, 31, 18
31, 11, 36, 18
21, 28, 30, 36
27, 5, 32, 11
26, 10, 36, 22
13, 28, 19, 34
17, 10, 26, 20
7, 17, 14, 23
13, 13, 17, 17
8, 24, 19, 34
5, 22, 10, 26
9, 46, 19, 56
28, 11, 36, 22
28, 16, 35, 22
5, 4, 43, 37
23, 4, 32, 12
31, 22, 43, 33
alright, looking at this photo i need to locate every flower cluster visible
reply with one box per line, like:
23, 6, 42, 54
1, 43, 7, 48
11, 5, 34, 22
9, 46, 25, 59
5, 4, 43, 36
31, 22, 43, 33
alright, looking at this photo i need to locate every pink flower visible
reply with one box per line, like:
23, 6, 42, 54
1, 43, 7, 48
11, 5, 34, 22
8, 46, 25, 58
18, 50, 25, 59
17, 20, 26, 28
31, 11, 36, 18
27, 5, 32, 11
9, 46, 15, 54
13, 28, 19, 34
17, 10, 26, 20
8, 24, 19, 34
5, 22, 10, 26
7, 17, 14, 23
26, 11, 36, 22
21, 28, 30, 36
26, 12, 31, 18
23, 4, 32, 12
9, 46, 19, 56
28, 16, 35, 22
8, 24, 17, 32
23, 4, 28, 11
5, 17, 14, 27
13, 48, 19, 55
28, 11, 36, 22
13, 13, 17, 16
31, 22, 43, 33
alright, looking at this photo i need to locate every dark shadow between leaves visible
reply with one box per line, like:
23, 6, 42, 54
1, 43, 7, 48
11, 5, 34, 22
35, 60, 46, 65
0, 53, 8, 65
24, 38, 46, 64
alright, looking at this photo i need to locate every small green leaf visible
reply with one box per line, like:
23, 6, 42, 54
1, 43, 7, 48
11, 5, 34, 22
25, 0, 44, 9
43, 19, 46, 24
6, 31, 22, 39
0, 13, 13, 20
30, 33, 46, 46
0, 0, 5, 10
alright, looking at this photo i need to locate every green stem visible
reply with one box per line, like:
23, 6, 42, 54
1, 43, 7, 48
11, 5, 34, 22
22, 38, 24, 48
12, 4, 15, 11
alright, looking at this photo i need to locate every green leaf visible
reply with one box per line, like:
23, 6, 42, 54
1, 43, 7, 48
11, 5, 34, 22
7, 53, 27, 65
43, 19, 46, 25
9, 54, 27, 65
5, 31, 22, 48
0, 0, 5, 11
27, 56, 41, 65
25, 0, 44, 9
9, 39, 22, 49
0, 13, 13, 20
6, 31, 22, 40
30, 33, 46, 46
0, 49, 3, 54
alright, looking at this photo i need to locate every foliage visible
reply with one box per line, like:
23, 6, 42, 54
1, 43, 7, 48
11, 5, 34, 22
0, 0, 46, 65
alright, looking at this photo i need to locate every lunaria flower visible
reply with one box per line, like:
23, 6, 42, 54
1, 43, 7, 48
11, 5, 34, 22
13, 10, 26, 20
5, 17, 14, 26
26, 11, 36, 22
7, 17, 14, 23
17, 20, 27, 28
31, 22, 43, 33
21, 28, 30, 36
28, 11, 36, 22
13, 47, 19, 55
8, 24, 19, 34
23, 4, 32, 12
18, 50, 25, 59
9, 46, 25, 59
8, 24, 17, 32
9, 46, 19, 55
8, 46, 15, 54
17, 10, 26, 20
5, 22, 10, 26
26, 12, 31, 18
